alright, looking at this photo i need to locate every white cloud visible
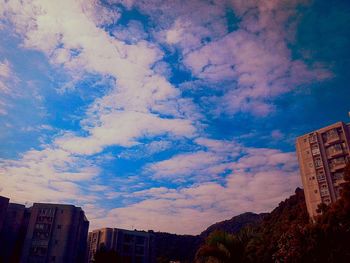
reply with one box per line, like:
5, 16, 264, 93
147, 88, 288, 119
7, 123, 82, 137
0, 147, 100, 204
0, 59, 11, 79
1, 0, 198, 154
132, 0, 332, 116
145, 138, 242, 181
112, 20, 148, 44
0, 59, 17, 114
92, 146, 300, 234
147, 151, 224, 181
183, 29, 331, 116
0, 0, 319, 235
56, 111, 196, 155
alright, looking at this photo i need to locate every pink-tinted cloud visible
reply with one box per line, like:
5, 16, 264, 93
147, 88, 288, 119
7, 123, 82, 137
133, 0, 332, 116
0, 147, 100, 204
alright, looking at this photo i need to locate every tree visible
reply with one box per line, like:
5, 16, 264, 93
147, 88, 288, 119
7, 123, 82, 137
93, 245, 120, 263
195, 230, 249, 263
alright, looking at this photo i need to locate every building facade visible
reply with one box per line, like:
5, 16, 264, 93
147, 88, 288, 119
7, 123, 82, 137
87, 228, 155, 263
0, 196, 9, 234
0, 203, 30, 263
20, 203, 89, 263
296, 121, 350, 218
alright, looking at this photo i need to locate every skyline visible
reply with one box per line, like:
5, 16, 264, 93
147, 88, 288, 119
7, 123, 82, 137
0, 0, 349, 235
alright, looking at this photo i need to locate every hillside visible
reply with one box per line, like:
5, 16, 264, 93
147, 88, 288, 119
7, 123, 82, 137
155, 188, 308, 262
154, 212, 267, 262
199, 212, 267, 238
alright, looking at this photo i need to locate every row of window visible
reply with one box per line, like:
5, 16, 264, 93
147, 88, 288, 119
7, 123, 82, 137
35, 223, 52, 231
37, 215, 54, 222
123, 244, 145, 255
38, 208, 55, 216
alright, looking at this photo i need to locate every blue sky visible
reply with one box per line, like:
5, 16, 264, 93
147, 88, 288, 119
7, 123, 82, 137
0, 0, 349, 234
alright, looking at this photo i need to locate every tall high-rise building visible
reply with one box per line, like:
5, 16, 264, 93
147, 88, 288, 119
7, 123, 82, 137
296, 121, 350, 218
0, 196, 9, 234
0, 203, 30, 263
87, 228, 155, 263
21, 203, 89, 263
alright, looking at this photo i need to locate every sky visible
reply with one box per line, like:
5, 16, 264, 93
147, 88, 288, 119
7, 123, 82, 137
0, 0, 349, 235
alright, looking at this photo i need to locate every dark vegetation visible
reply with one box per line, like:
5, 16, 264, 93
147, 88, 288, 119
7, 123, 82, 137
154, 212, 266, 262
195, 163, 350, 263
199, 212, 267, 239
94, 163, 350, 262
93, 246, 120, 263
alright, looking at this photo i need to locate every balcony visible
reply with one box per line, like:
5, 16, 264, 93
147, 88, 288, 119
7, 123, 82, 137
330, 158, 347, 172
334, 178, 345, 187
326, 144, 344, 158
324, 134, 341, 146
328, 149, 344, 158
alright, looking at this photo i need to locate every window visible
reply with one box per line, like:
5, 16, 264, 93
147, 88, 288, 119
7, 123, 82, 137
123, 244, 131, 253
135, 245, 144, 255
309, 134, 317, 143
136, 236, 145, 245
57, 225, 61, 230
320, 188, 329, 196
35, 224, 44, 230
311, 144, 320, 155
124, 234, 133, 243
314, 157, 322, 168
316, 170, 325, 181
322, 197, 331, 205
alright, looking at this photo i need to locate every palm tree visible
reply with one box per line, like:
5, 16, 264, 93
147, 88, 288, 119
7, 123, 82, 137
195, 230, 244, 263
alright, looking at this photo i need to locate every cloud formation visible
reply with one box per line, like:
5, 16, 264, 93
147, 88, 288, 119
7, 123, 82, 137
0, 59, 14, 114
130, 0, 332, 116
0, 147, 99, 204
92, 145, 300, 234
0, 0, 336, 234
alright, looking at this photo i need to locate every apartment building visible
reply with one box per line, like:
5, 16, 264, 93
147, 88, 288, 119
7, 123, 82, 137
21, 203, 89, 263
0, 203, 30, 262
87, 228, 155, 263
296, 121, 350, 218
0, 196, 9, 234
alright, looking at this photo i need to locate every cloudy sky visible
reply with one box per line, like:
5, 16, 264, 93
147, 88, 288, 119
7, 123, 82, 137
0, 0, 349, 234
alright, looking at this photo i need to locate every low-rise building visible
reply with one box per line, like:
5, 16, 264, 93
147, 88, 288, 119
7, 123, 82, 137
88, 228, 155, 263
